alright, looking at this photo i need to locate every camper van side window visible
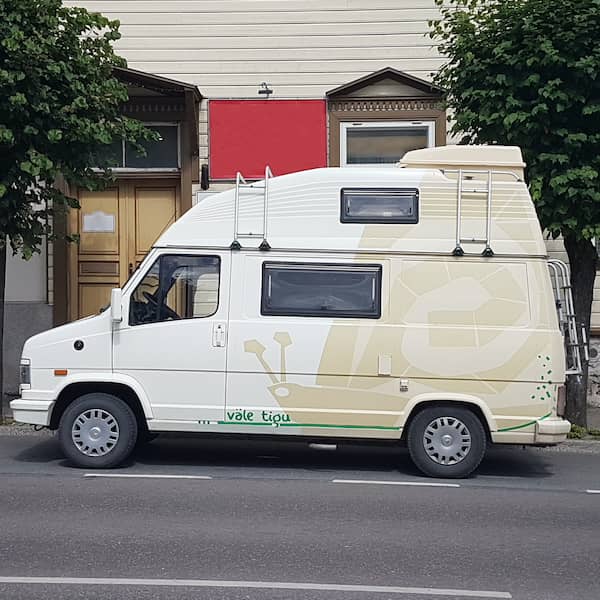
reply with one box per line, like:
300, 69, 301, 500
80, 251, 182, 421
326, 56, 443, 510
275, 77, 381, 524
340, 188, 419, 224
261, 263, 381, 319
129, 254, 220, 326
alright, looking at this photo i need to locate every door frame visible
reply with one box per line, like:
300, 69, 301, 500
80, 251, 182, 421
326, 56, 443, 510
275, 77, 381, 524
66, 176, 181, 322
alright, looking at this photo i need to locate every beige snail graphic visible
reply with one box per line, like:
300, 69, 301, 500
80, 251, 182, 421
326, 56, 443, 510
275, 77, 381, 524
244, 333, 404, 429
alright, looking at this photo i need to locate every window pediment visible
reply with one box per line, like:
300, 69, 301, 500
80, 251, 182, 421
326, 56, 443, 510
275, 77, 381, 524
326, 67, 444, 100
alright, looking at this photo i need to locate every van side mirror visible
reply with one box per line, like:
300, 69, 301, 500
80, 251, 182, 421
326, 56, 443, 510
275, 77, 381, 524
110, 288, 123, 322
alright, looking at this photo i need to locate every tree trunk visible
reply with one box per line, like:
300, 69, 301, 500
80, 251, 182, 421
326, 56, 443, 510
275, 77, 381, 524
563, 235, 597, 428
0, 242, 5, 421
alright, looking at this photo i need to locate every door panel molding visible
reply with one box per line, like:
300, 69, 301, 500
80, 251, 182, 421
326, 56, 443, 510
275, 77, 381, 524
69, 179, 182, 320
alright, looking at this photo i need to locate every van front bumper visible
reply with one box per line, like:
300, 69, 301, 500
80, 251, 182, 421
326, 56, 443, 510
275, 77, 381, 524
10, 398, 55, 427
534, 416, 571, 445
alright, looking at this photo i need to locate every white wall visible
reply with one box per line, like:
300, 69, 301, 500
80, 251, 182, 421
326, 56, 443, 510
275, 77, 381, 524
68, 0, 443, 98
4, 241, 47, 303
3, 240, 52, 410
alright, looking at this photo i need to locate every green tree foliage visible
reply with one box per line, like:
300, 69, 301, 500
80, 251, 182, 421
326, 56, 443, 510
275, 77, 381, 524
430, 0, 600, 426
0, 0, 151, 258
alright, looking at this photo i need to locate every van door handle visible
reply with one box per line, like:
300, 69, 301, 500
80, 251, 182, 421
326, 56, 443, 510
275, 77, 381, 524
212, 323, 226, 347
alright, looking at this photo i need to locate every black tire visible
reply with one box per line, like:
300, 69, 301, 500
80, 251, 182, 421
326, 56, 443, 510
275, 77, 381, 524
407, 405, 486, 478
58, 393, 138, 468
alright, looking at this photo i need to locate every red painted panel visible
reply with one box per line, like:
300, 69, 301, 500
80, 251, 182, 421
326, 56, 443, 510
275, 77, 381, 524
209, 100, 327, 180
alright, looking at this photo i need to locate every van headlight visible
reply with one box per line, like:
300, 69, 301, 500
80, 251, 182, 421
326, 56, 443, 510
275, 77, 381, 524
20, 359, 31, 387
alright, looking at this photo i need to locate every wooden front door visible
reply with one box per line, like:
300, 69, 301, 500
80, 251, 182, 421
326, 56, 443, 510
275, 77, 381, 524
68, 179, 180, 320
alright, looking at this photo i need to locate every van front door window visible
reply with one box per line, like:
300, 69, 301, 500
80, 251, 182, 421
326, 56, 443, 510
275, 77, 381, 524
129, 254, 220, 326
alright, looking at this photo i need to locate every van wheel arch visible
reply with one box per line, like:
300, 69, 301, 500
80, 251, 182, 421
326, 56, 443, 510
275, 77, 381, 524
50, 382, 149, 437
401, 400, 492, 443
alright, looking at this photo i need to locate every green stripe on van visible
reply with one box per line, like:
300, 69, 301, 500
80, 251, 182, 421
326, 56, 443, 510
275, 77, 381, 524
216, 421, 400, 431
217, 421, 272, 426
279, 423, 401, 431
497, 412, 552, 432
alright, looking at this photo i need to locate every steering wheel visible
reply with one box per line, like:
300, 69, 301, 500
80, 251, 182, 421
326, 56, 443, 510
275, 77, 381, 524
143, 291, 181, 320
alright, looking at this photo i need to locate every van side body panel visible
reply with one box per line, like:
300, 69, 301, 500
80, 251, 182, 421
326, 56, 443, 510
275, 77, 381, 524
224, 250, 563, 440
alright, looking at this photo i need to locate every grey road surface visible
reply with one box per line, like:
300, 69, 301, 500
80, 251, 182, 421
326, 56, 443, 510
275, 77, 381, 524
1, 431, 599, 600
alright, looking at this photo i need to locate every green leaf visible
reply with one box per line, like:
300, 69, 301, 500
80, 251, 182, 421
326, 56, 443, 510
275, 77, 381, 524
19, 161, 39, 176
47, 129, 63, 142
9, 92, 27, 106
0, 126, 14, 144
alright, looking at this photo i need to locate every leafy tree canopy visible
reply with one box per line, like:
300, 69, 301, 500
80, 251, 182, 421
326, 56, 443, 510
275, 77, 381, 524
0, 0, 151, 258
430, 0, 600, 241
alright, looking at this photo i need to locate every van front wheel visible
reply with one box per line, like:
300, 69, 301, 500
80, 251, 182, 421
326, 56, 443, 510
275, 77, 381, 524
58, 393, 138, 468
407, 406, 486, 478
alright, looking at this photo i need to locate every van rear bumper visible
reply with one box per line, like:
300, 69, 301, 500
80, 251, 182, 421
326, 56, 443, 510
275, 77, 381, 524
492, 416, 571, 445
534, 416, 571, 444
10, 399, 55, 427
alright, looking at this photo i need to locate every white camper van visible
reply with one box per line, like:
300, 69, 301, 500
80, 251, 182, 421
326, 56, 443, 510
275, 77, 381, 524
12, 145, 579, 478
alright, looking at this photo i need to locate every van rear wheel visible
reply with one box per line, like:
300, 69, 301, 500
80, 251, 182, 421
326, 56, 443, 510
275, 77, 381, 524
407, 406, 486, 478
58, 393, 138, 468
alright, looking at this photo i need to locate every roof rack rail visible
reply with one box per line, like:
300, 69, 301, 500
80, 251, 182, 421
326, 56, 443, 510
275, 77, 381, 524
232, 165, 273, 250
443, 169, 520, 257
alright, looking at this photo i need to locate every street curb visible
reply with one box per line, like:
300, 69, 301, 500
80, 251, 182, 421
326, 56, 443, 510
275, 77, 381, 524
532, 440, 600, 455
0, 424, 54, 437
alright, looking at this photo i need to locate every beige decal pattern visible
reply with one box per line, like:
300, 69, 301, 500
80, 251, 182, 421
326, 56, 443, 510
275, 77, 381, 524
244, 173, 562, 436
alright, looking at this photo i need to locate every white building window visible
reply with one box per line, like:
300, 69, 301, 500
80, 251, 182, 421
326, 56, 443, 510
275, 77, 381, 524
340, 121, 435, 167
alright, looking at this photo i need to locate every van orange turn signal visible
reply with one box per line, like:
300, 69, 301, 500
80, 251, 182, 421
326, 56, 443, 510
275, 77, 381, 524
54, 369, 68, 376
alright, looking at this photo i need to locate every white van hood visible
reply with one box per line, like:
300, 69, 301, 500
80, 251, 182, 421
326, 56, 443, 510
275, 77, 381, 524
22, 310, 112, 371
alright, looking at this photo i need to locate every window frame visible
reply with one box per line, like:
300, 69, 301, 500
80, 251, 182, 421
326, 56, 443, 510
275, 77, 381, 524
128, 253, 221, 326
110, 122, 181, 173
339, 120, 435, 167
340, 187, 419, 224
261, 261, 382, 319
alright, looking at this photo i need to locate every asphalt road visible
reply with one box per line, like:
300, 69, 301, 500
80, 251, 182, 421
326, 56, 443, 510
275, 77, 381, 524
1, 430, 599, 600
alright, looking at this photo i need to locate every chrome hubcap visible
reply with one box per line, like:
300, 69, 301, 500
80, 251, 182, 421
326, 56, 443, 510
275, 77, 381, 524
423, 416, 471, 465
71, 409, 119, 456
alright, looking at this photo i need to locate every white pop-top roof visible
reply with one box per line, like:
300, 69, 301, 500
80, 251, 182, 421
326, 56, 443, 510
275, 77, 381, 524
400, 145, 526, 178
157, 146, 545, 257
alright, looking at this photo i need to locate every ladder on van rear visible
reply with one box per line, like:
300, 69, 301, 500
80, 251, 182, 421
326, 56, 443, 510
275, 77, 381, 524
447, 169, 521, 257
231, 165, 273, 250
548, 258, 587, 376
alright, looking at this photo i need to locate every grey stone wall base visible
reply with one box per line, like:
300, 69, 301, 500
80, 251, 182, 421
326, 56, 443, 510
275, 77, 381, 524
587, 337, 600, 408
2, 302, 52, 419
